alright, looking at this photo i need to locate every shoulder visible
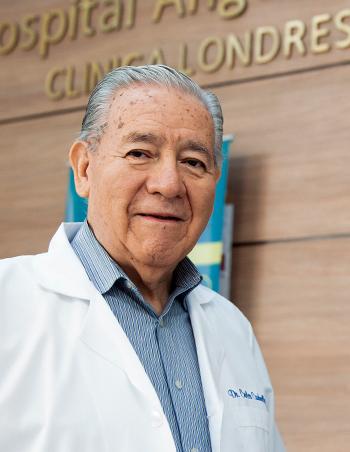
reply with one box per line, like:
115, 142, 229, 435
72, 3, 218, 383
0, 253, 48, 310
190, 284, 253, 344
0, 254, 47, 342
0, 252, 52, 318
196, 284, 250, 321
0, 254, 40, 285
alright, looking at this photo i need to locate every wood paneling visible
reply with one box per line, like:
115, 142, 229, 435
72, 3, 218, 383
1, 0, 350, 119
219, 64, 350, 242
0, 113, 76, 257
232, 237, 350, 451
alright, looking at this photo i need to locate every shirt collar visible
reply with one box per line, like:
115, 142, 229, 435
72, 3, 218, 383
70, 220, 202, 297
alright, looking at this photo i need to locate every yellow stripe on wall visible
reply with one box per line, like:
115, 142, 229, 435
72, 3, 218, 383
188, 241, 223, 266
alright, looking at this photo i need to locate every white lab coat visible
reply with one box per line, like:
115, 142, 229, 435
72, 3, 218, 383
0, 223, 285, 452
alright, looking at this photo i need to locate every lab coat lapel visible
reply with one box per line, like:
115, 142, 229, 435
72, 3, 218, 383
33, 223, 92, 299
34, 223, 161, 403
79, 286, 159, 400
187, 286, 225, 452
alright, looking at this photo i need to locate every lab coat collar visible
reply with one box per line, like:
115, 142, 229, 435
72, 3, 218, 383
34, 223, 165, 405
33, 222, 93, 299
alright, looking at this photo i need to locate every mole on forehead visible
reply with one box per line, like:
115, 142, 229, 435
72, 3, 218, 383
112, 85, 199, 104
108, 86, 212, 126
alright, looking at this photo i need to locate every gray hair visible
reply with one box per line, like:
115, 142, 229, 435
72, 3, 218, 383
79, 64, 223, 165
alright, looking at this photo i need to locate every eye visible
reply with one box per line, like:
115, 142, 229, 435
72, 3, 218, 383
183, 158, 207, 171
123, 150, 152, 166
125, 150, 149, 159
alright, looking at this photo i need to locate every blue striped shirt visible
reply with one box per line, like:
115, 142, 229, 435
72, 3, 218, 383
71, 221, 212, 452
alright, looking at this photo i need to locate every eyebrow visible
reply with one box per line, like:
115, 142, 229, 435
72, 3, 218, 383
123, 132, 163, 146
182, 140, 213, 161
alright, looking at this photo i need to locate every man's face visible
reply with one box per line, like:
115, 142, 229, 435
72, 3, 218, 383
81, 84, 219, 271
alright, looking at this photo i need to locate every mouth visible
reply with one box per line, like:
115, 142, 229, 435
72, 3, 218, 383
137, 213, 184, 223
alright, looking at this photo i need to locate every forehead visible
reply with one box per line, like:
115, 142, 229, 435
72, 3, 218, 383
105, 84, 214, 147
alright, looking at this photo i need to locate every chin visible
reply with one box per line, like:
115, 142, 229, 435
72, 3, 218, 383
137, 243, 185, 269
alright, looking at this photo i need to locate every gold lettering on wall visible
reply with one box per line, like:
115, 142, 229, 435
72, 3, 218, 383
198, 36, 225, 72
334, 9, 350, 49
283, 20, 306, 58
98, 0, 123, 33
19, 15, 39, 51
84, 61, 105, 92
45, 67, 65, 100
187, 0, 216, 15
80, 0, 99, 36
2, 1, 350, 67
65, 65, 81, 98
226, 31, 252, 67
148, 47, 166, 64
0, 0, 140, 59
0, 22, 19, 55
152, 0, 186, 23
67, 1, 79, 40
122, 51, 144, 66
2, 2, 350, 102
125, 0, 137, 28
218, 0, 247, 20
178, 43, 195, 76
39, 9, 68, 58
311, 14, 332, 54
254, 26, 280, 64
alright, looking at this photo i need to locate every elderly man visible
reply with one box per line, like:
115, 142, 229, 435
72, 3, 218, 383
0, 65, 284, 452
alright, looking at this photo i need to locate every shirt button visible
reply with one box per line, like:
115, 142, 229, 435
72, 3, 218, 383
125, 280, 133, 290
158, 317, 165, 327
175, 379, 183, 389
190, 448, 199, 452
151, 410, 163, 427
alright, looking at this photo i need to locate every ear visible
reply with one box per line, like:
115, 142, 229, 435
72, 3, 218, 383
69, 141, 91, 198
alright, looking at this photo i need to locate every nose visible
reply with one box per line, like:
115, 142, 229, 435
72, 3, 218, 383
146, 157, 185, 199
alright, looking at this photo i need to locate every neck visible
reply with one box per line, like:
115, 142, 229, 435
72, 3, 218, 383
86, 220, 178, 315
119, 262, 174, 315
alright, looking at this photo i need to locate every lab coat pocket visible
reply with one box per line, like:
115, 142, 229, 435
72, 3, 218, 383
234, 406, 269, 430
222, 405, 270, 452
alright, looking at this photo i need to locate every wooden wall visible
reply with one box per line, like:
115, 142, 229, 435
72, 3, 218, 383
1, 1, 350, 450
